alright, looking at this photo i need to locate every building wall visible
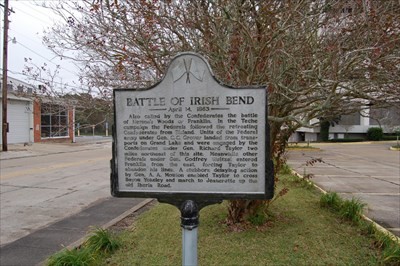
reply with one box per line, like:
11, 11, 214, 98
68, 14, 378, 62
33, 99, 75, 143
33, 100, 41, 143
1, 76, 75, 144
0, 98, 33, 144
292, 106, 400, 142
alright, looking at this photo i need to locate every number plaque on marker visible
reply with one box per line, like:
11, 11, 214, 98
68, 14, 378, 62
111, 52, 274, 200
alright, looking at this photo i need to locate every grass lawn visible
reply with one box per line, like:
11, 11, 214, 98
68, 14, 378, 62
390, 144, 400, 151
287, 143, 320, 150
99, 174, 382, 265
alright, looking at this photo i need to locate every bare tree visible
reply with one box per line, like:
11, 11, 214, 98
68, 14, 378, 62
22, 57, 114, 136
41, 0, 400, 223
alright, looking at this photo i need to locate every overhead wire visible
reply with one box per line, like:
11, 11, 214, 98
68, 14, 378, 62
10, 3, 51, 25
4, 68, 86, 91
6, 1, 83, 87
9, 2, 78, 73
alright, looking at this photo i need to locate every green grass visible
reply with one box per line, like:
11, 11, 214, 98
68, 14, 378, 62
320, 191, 342, 211
390, 144, 400, 150
329, 138, 365, 142
287, 143, 319, 150
320, 192, 366, 223
84, 227, 120, 254
99, 174, 383, 265
374, 231, 400, 265
46, 227, 121, 266
279, 163, 292, 175
47, 247, 96, 266
339, 198, 366, 223
320, 193, 400, 265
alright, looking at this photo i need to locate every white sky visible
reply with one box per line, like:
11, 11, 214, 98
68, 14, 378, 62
1, 0, 81, 92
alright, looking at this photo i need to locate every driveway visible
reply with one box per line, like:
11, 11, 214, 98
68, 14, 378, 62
287, 141, 400, 236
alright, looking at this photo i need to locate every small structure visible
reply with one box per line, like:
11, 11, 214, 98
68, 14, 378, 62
0, 76, 75, 145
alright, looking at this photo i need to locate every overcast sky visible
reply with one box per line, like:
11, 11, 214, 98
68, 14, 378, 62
1, 0, 81, 91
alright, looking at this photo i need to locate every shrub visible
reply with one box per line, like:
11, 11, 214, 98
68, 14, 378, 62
320, 194, 366, 224
320, 192, 342, 211
339, 198, 366, 223
367, 127, 383, 141
374, 232, 400, 265
46, 228, 120, 266
84, 228, 120, 254
383, 135, 399, 141
360, 220, 376, 236
47, 247, 96, 266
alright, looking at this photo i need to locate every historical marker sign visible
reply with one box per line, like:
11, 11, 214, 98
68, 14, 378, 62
111, 52, 274, 200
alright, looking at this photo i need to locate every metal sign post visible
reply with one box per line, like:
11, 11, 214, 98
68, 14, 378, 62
181, 200, 199, 266
111, 52, 274, 265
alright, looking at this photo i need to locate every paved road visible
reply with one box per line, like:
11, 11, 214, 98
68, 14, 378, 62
0, 141, 113, 246
0, 139, 151, 265
287, 141, 400, 236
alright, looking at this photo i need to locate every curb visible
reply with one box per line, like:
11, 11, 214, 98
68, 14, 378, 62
65, 198, 154, 250
37, 198, 154, 266
291, 170, 400, 244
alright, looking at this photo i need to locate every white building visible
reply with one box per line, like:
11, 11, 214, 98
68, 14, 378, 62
291, 106, 400, 142
0, 77, 34, 145
291, 1, 400, 142
1, 76, 75, 145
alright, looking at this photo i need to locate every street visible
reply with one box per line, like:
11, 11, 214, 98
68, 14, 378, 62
0, 141, 112, 246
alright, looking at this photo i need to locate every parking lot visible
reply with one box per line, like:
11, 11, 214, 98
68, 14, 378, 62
287, 141, 400, 236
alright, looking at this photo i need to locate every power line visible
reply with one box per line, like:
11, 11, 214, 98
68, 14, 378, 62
10, 28, 45, 48
14, 40, 79, 76
10, 3, 52, 25
7, 1, 80, 79
4, 68, 87, 91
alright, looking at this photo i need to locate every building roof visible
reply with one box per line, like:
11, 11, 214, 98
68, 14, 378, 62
0, 75, 38, 102
0, 92, 32, 102
0, 75, 37, 96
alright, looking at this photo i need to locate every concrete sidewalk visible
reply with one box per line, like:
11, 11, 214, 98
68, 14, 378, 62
0, 197, 150, 266
287, 141, 400, 237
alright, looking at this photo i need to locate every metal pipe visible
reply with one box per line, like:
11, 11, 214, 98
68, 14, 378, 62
180, 200, 199, 266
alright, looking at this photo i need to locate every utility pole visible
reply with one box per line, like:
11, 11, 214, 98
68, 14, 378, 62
2, 0, 9, 151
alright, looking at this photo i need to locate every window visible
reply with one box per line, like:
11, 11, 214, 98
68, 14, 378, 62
41, 103, 69, 138
341, 112, 360, 125
370, 106, 400, 126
